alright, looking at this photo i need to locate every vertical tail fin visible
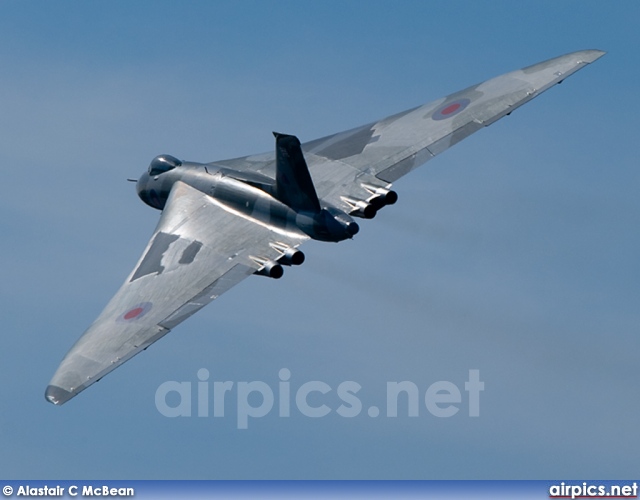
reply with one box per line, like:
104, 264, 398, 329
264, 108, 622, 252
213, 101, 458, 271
273, 132, 321, 213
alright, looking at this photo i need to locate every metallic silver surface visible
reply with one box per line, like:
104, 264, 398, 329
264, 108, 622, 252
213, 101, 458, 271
46, 50, 605, 405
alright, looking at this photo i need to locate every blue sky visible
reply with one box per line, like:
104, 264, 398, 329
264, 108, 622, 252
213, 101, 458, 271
1, 0, 638, 479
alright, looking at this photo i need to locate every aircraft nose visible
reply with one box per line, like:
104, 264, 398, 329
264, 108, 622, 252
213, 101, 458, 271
136, 171, 149, 192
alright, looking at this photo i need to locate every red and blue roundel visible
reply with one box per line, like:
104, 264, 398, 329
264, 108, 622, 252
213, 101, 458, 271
432, 98, 471, 121
118, 302, 153, 322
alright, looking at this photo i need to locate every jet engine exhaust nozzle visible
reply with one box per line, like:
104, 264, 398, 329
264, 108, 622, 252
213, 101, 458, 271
252, 258, 284, 279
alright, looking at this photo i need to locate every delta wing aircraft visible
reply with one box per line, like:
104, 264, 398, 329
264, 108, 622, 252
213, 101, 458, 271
46, 50, 605, 405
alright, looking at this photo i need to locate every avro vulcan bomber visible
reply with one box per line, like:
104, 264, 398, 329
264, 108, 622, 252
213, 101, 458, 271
46, 50, 605, 405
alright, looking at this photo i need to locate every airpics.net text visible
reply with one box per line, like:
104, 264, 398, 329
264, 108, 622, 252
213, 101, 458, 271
155, 369, 484, 429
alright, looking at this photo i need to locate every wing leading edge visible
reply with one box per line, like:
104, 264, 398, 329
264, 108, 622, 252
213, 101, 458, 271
46, 181, 307, 405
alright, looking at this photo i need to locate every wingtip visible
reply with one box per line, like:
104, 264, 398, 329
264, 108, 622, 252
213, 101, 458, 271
45, 385, 74, 406
579, 49, 607, 63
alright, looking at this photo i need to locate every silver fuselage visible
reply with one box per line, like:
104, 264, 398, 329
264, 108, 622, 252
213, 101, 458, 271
136, 162, 359, 242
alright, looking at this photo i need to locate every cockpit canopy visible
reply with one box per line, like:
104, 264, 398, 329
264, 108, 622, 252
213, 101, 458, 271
148, 154, 182, 176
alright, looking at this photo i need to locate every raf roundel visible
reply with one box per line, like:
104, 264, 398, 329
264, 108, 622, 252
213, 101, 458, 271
432, 98, 471, 121
119, 302, 153, 322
